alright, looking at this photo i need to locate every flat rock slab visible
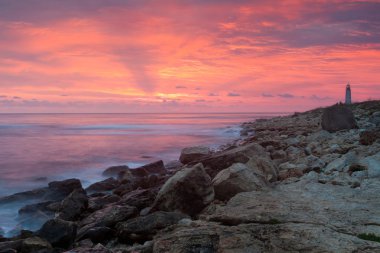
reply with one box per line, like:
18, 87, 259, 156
209, 177, 380, 236
153, 221, 380, 253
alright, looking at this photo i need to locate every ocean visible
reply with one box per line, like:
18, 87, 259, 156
0, 112, 283, 235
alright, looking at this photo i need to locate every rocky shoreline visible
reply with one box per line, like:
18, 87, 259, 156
0, 100, 380, 253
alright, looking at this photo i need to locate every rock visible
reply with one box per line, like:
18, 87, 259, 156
152, 163, 214, 216
64, 243, 112, 253
321, 104, 358, 132
212, 163, 267, 201
209, 178, 380, 237
360, 129, 380, 145
305, 155, 326, 172
179, 146, 211, 164
102, 165, 129, 178
20, 236, 52, 253
278, 168, 304, 180
76, 227, 115, 244
271, 150, 287, 160
201, 143, 278, 181
165, 160, 183, 171
78, 205, 137, 239
153, 221, 380, 253
38, 218, 77, 249
132, 160, 166, 176
18, 201, 54, 216
58, 189, 88, 221
0, 240, 23, 253
85, 177, 120, 193
0, 188, 48, 205
361, 152, 380, 178
117, 211, 188, 242
46, 178, 83, 201
118, 188, 158, 210
88, 194, 121, 212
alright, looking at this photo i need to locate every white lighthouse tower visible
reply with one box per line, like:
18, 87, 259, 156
345, 82, 351, 104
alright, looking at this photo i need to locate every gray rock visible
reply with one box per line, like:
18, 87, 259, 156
321, 104, 358, 132
58, 189, 88, 221
38, 218, 77, 249
179, 146, 211, 164
102, 165, 129, 178
117, 211, 189, 242
153, 221, 380, 253
152, 163, 214, 216
212, 163, 267, 201
78, 205, 137, 239
20, 236, 52, 253
85, 177, 120, 193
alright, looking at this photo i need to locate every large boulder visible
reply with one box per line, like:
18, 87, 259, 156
201, 143, 278, 181
88, 194, 121, 212
212, 163, 267, 201
179, 146, 211, 164
85, 177, 120, 193
38, 218, 77, 249
58, 189, 88, 221
152, 163, 214, 216
321, 104, 358, 132
131, 160, 166, 176
78, 205, 137, 239
102, 165, 129, 178
20, 236, 52, 253
117, 211, 188, 242
118, 188, 158, 210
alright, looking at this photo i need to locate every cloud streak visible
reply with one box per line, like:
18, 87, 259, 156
0, 0, 379, 112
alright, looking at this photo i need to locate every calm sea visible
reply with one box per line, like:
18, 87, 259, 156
0, 112, 284, 235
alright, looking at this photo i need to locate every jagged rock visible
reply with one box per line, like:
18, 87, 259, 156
152, 163, 214, 216
117, 211, 188, 242
76, 227, 115, 244
118, 188, 158, 210
85, 177, 120, 193
102, 165, 129, 178
179, 146, 211, 164
38, 218, 77, 249
153, 221, 380, 253
20, 236, 52, 253
209, 178, 380, 237
360, 128, 380, 145
278, 167, 304, 180
321, 104, 358, 132
88, 194, 121, 212
78, 205, 137, 239
305, 155, 326, 172
212, 163, 267, 201
58, 189, 88, 221
271, 150, 287, 160
164, 160, 183, 171
47, 178, 83, 199
133, 160, 166, 176
0, 188, 47, 205
63, 243, 112, 253
0, 240, 23, 253
201, 143, 278, 181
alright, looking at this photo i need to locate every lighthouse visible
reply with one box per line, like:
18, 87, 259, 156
345, 82, 351, 104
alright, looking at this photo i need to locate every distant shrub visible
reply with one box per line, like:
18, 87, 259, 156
357, 233, 380, 243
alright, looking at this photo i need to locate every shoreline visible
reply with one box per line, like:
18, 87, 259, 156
0, 100, 379, 252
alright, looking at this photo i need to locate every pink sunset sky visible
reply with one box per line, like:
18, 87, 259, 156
0, 0, 379, 113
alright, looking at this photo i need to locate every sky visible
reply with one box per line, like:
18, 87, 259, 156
0, 0, 379, 113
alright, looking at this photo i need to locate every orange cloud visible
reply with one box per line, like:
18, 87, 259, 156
0, 0, 379, 112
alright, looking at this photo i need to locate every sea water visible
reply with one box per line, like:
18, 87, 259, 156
0, 112, 283, 235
